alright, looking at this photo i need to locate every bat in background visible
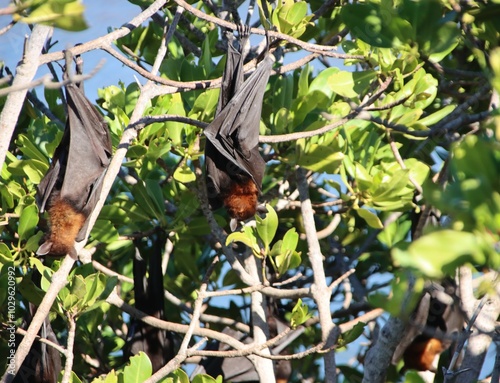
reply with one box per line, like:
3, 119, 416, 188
192, 301, 301, 382
124, 231, 175, 372
204, 26, 273, 228
392, 281, 464, 372
36, 69, 112, 258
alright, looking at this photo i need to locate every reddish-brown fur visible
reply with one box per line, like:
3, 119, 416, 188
46, 198, 86, 256
403, 337, 444, 371
222, 178, 259, 221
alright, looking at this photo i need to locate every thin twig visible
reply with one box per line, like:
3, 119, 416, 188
15, 327, 66, 355
61, 315, 76, 383
443, 296, 487, 382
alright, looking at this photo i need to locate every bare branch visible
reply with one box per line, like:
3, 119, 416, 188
173, 0, 363, 58
61, 315, 76, 383
297, 167, 338, 383
0, 23, 52, 173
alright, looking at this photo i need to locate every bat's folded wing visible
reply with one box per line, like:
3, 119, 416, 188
59, 83, 112, 241
205, 54, 273, 187
36, 128, 70, 214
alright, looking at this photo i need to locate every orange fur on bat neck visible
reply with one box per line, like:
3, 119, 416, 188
40, 197, 86, 257
222, 178, 259, 221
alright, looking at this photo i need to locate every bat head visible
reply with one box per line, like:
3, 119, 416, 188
223, 177, 259, 222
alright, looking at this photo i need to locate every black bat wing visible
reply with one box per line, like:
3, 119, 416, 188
205, 53, 273, 190
216, 28, 249, 115
37, 82, 112, 242
36, 125, 70, 214
62, 83, 112, 240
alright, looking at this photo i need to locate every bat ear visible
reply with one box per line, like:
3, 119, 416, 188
36, 241, 53, 256
230, 218, 239, 232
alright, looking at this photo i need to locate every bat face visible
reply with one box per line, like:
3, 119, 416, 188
36, 82, 112, 258
204, 28, 272, 224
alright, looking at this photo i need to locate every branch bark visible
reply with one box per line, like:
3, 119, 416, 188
296, 167, 338, 383
455, 267, 500, 383
0, 23, 52, 172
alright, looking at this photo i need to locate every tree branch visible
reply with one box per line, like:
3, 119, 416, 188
0, 23, 52, 172
296, 167, 338, 383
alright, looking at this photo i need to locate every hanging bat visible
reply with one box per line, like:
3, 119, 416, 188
392, 281, 464, 372
192, 301, 301, 382
124, 231, 175, 372
36, 74, 112, 258
204, 27, 273, 227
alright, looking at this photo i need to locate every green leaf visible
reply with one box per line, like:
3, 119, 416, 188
192, 374, 219, 383
130, 181, 163, 221
327, 70, 377, 99
255, 204, 279, 251
18, 205, 38, 241
70, 274, 87, 301
121, 352, 152, 383
282, 228, 299, 252
91, 370, 118, 383
145, 179, 167, 226
16, 134, 50, 164
378, 217, 412, 248
173, 164, 196, 183
290, 298, 312, 328
275, 250, 301, 276
491, 48, 500, 93
67, 371, 83, 383
226, 227, 261, 257
404, 370, 427, 383
166, 368, 190, 383
83, 273, 106, 309
0, 242, 14, 263
392, 230, 487, 278
309, 68, 340, 99
418, 104, 455, 126
24, 231, 43, 253
271, 228, 302, 275
354, 163, 373, 191
296, 142, 344, 173
22, 160, 46, 184
297, 65, 312, 98
372, 169, 410, 200
91, 220, 119, 244
16, 1, 88, 31
356, 208, 383, 229
426, 22, 461, 63
338, 322, 366, 347
341, 4, 397, 48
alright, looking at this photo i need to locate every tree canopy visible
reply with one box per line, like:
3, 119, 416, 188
0, 1, 499, 383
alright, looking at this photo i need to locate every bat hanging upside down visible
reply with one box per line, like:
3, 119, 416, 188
204, 26, 273, 227
36, 74, 112, 258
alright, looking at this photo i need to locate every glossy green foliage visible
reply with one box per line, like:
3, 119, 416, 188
1, 0, 499, 381
13, 0, 88, 31
227, 205, 302, 277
